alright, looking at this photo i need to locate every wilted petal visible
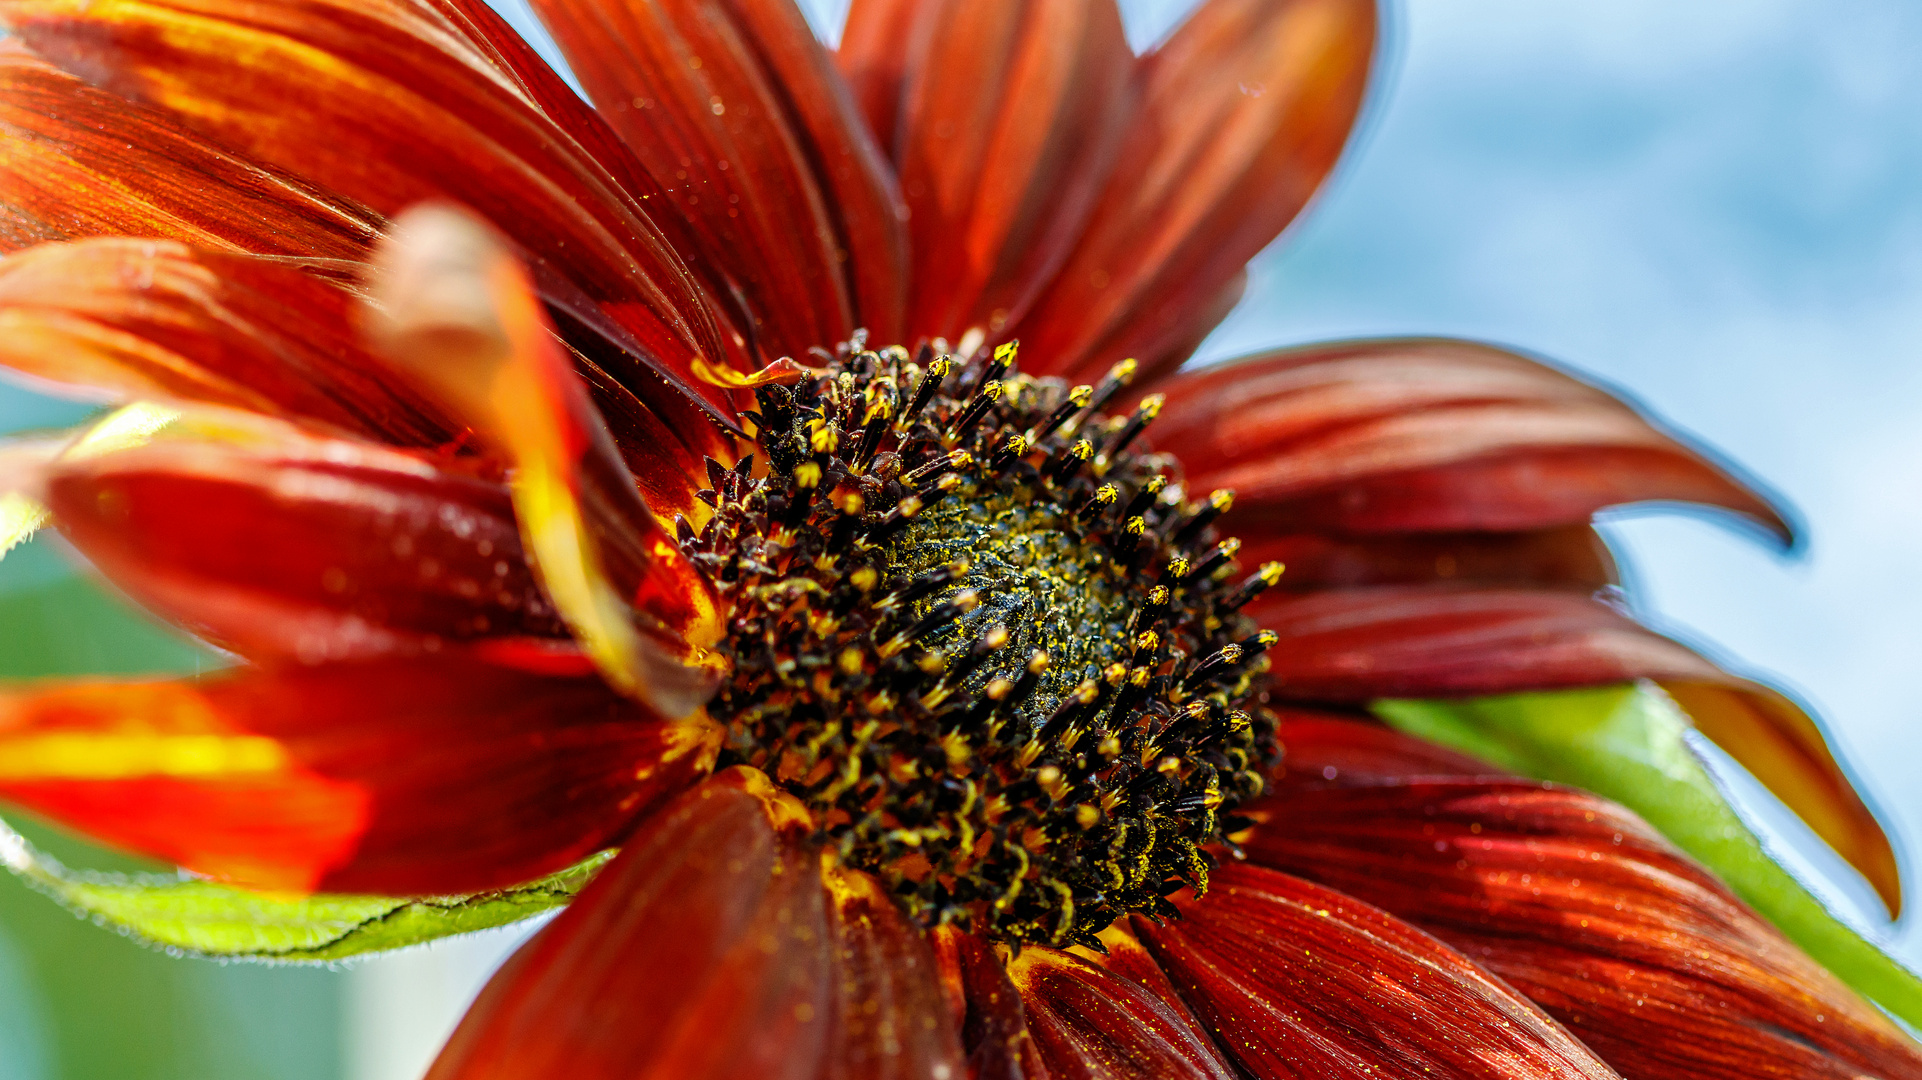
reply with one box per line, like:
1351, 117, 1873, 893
0, 41, 376, 259
0, 239, 461, 446
1137, 863, 1619, 1078
526, 0, 907, 358
44, 425, 569, 663
1007, 946, 1234, 1080
369, 207, 723, 715
1240, 526, 1618, 593
1013, 0, 1375, 382
428, 770, 835, 1080
0, 654, 717, 894
1, 0, 736, 417
1151, 340, 1793, 543
887, 0, 1135, 344
1244, 728, 1922, 1080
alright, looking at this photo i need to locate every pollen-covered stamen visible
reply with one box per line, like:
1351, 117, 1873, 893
683, 339, 1279, 949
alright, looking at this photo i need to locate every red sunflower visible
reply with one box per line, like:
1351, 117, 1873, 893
0, 0, 1916, 1076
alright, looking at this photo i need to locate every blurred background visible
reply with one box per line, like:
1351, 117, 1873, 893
3, 0, 1920, 1075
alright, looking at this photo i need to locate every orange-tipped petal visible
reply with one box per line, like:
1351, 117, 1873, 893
1152, 339, 1794, 543
889, 0, 1136, 343
0, 0, 736, 416
0, 239, 460, 446
1246, 721, 1922, 1080
1136, 864, 1619, 1078
525, 0, 907, 360
0, 655, 717, 894
0, 41, 376, 258
427, 770, 845, 1080
1013, 0, 1376, 382
1661, 679, 1901, 918
368, 205, 723, 715
1007, 946, 1235, 1080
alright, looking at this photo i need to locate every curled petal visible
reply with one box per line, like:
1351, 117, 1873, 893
1239, 525, 1618, 593
0, 654, 717, 894
1014, 0, 1376, 382
1007, 946, 1234, 1080
43, 425, 568, 663
369, 207, 722, 714
1244, 584, 1898, 905
527, 0, 908, 358
1137, 863, 1619, 1078
1244, 731, 1922, 1080
1151, 339, 1793, 543
889, 0, 1136, 343
0, 239, 459, 446
1, 0, 736, 417
0, 41, 375, 258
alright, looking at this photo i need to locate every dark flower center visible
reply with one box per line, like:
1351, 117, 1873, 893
678, 337, 1283, 949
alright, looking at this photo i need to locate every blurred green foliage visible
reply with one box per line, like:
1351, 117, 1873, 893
1, 538, 351, 1080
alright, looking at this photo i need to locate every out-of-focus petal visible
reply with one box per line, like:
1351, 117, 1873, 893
1136, 863, 1619, 1078
888, 0, 1135, 343
819, 863, 966, 1078
1660, 679, 1902, 919
0, 239, 459, 446
1151, 339, 1793, 543
1012, 0, 1375, 382
43, 426, 568, 663
0, 0, 738, 420
1007, 946, 1234, 1080
930, 926, 1049, 1080
429, 770, 891, 1080
525, 0, 908, 358
0, 41, 376, 258
1239, 526, 1618, 593
1243, 725, 1922, 1080
368, 207, 723, 716
835, 0, 919, 147
0, 654, 717, 894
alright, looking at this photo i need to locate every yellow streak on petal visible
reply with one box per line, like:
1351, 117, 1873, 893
0, 732, 288, 780
64, 401, 183, 460
0, 491, 49, 557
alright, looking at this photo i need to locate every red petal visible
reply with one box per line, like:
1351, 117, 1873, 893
0, 41, 376, 259
1247, 583, 1727, 701
1249, 588, 1902, 915
1007, 946, 1235, 1080
1137, 863, 1618, 1078
819, 864, 966, 1078
931, 926, 1050, 1080
1240, 525, 1618, 593
525, 0, 907, 358
1151, 339, 1793, 542
889, 0, 1135, 344
1011, 0, 1375, 382
2, 0, 736, 417
0, 654, 716, 894
1243, 747, 1922, 1080
0, 239, 459, 446
1273, 708, 1507, 782
835, 0, 919, 150
428, 771, 827, 1079
45, 429, 567, 663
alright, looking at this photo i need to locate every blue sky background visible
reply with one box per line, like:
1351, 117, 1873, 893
3, 0, 1921, 1074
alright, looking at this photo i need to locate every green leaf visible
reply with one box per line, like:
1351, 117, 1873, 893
1, 817, 606, 961
1374, 682, 1922, 1027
